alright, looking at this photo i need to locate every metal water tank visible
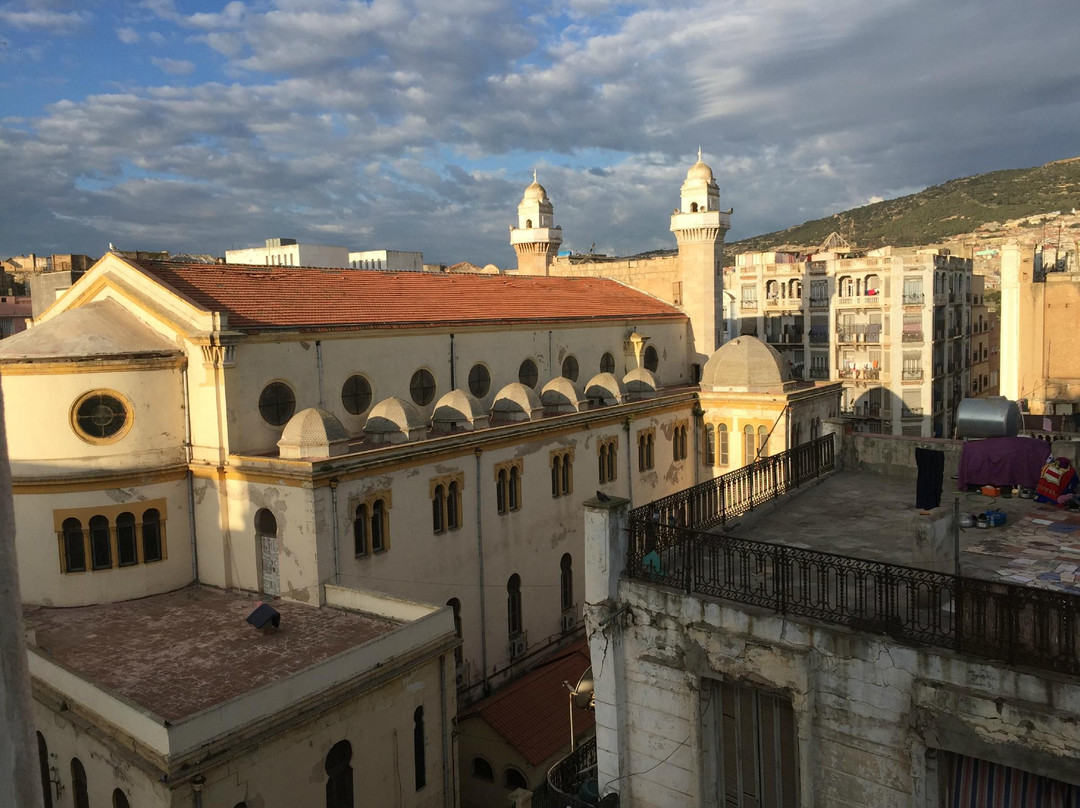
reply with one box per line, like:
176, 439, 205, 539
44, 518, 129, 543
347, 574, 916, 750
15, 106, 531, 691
956, 396, 1022, 438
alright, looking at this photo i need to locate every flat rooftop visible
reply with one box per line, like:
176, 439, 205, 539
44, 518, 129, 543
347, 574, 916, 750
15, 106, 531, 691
24, 585, 399, 722
723, 470, 1080, 594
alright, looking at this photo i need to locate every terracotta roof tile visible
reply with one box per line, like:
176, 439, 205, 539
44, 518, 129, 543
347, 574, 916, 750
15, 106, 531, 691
463, 640, 593, 766
125, 259, 684, 332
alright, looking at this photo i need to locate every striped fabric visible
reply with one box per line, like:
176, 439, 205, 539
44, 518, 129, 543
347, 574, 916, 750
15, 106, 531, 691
945, 752, 1080, 808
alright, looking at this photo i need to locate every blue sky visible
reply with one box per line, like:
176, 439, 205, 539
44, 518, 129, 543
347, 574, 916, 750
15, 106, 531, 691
2, 0, 1079, 266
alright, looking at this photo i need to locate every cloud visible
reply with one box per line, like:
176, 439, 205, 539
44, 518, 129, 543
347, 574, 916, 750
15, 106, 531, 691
116, 27, 140, 44
0, 5, 90, 33
151, 57, 196, 75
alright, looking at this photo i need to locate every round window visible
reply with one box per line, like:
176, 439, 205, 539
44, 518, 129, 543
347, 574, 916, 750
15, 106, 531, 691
341, 374, 372, 415
600, 352, 615, 374
562, 355, 579, 382
468, 363, 491, 398
410, 369, 436, 406
72, 391, 130, 442
518, 358, 538, 388
259, 381, 296, 426
644, 345, 659, 372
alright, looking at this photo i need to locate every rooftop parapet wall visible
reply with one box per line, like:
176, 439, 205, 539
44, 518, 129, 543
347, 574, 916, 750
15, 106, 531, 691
842, 430, 963, 481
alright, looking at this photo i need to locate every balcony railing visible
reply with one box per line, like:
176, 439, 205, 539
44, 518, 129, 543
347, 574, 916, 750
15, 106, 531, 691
740, 300, 758, 310
902, 369, 924, 381
809, 297, 829, 309
839, 368, 880, 380
809, 367, 830, 379
902, 331, 924, 342
903, 294, 925, 305
629, 435, 835, 532
626, 438, 1080, 677
532, 736, 603, 808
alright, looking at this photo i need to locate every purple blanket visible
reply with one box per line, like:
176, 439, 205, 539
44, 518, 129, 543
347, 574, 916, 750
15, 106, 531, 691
957, 436, 1051, 489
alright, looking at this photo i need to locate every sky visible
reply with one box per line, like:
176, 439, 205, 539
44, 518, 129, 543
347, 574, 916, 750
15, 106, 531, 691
1, 0, 1078, 267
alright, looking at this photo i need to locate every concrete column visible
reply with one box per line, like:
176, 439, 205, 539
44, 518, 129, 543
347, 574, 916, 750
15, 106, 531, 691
583, 495, 631, 804
0, 385, 44, 808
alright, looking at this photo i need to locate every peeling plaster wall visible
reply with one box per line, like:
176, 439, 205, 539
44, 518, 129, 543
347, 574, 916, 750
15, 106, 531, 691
602, 582, 1080, 808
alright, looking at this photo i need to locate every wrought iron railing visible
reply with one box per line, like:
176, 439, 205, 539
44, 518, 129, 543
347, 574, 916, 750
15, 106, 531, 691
629, 435, 835, 532
626, 436, 1080, 676
532, 736, 604, 808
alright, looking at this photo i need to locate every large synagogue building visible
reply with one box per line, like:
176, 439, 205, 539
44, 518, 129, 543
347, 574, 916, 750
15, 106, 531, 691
3, 156, 841, 808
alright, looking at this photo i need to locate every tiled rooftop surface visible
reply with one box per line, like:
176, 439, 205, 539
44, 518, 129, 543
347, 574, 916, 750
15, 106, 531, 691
25, 586, 398, 722
725, 470, 1080, 592
462, 640, 593, 767
127, 259, 685, 331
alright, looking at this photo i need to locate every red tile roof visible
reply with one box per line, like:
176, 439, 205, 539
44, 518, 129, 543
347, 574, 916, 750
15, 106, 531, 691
462, 640, 594, 766
124, 259, 684, 332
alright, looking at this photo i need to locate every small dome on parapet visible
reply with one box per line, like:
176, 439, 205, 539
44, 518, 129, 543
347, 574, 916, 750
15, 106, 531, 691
492, 382, 544, 422
432, 389, 489, 431
364, 397, 427, 444
541, 377, 586, 413
278, 408, 350, 459
623, 367, 662, 399
584, 372, 626, 406
700, 336, 792, 393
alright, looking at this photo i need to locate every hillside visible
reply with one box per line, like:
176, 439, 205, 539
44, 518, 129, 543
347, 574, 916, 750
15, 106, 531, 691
729, 157, 1080, 254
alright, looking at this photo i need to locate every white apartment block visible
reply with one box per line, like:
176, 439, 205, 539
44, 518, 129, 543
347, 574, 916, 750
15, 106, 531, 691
724, 245, 974, 438
226, 237, 350, 267
348, 249, 424, 271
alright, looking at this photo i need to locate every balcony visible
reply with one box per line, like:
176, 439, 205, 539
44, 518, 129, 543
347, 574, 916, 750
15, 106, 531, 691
809, 367, 830, 379
740, 300, 758, 310
902, 369, 924, 381
532, 736, 603, 808
902, 407, 924, 417
839, 368, 880, 381
809, 297, 830, 309
902, 331, 924, 343
808, 332, 830, 344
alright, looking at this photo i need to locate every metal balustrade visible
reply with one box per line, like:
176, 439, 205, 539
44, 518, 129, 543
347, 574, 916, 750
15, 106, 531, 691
533, 736, 601, 808
626, 434, 1080, 676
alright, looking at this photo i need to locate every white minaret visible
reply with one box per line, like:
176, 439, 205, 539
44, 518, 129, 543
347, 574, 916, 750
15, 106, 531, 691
510, 171, 563, 275
670, 149, 731, 362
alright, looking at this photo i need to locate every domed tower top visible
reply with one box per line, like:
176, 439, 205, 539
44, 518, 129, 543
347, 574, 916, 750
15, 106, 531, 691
511, 170, 562, 275
516, 170, 555, 229
679, 147, 720, 213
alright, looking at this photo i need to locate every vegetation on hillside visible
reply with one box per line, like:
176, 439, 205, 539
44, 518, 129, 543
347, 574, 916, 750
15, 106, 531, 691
730, 157, 1080, 254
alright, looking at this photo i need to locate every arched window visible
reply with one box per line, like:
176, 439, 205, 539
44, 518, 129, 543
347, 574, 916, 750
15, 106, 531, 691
705, 424, 715, 466
472, 757, 495, 782
504, 767, 529, 791
353, 503, 367, 555
413, 706, 426, 791
508, 466, 519, 511
62, 518, 86, 572
37, 732, 52, 808
447, 481, 460, 529
525, 218, 533, 228
497, 469, 508, 514
646, 433, 654, 469
71, 758, 89, 808
447, 598, 463, 665
561, 453, 571, 494
432, 484, 445, 533
89, 514, 111, 570
643, 345, 659, 372
142, 508, 163, 562
507, 574, 522, 637
551, 455, 561, 498
718, 424, 729, 465
689, 202, 699, 212
600, 352, 615, 374
607, 442, 617, 480
371, 499, 386, 552
325, 740, 353, 808
562, 355, 579, 382
743, 425, 755, 464
757, 426, 769, 458
113, 789, 130, 808
116, 512, 137, 566
678, 425, 688, 461
560, 553, 573, 612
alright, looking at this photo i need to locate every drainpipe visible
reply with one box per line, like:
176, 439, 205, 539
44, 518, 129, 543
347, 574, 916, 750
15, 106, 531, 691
623, 417, 633, 508
191, 775, 205, 808
329, 478, 340, 587
474, 448, 489, 693
440, 653, 453, 808
548, 330, 553, 377
450, 334, 456, 390
315, 340, 325, 409
182, 366, 199, 582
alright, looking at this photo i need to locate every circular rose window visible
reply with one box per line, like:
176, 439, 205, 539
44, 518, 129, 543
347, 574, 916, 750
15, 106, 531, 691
72, 391, 131, 442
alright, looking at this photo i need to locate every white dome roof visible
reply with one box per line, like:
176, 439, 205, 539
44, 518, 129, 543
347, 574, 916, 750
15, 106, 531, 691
584, 372, 626, 406
623, 367, 662, 398
523, 180, 548, 202
700, 336, 791, 393
278, 408, 350, 458
541, 377, 586, 413
492, 382, 543, 422
364, 397, 427, 443
432, 389, 489, 430
686, 159, 714, 183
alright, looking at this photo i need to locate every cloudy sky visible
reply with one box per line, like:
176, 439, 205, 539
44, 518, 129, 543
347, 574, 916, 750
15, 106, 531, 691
2, 0, 1078, 266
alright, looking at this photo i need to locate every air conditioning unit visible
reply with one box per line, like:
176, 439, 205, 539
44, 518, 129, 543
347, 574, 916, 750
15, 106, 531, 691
560, 613, 576, 632
508, 635, 527, 660
455, 663, 467, 689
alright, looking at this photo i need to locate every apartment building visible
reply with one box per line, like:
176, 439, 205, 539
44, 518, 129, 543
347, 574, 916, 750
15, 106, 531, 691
724, 244, 974, 438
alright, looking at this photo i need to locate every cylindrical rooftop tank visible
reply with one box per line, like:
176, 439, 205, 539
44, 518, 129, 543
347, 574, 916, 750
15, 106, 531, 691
956, 396, 1022, 439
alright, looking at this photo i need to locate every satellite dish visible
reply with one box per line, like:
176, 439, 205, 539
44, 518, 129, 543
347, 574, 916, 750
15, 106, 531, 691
572, 666, 594, 710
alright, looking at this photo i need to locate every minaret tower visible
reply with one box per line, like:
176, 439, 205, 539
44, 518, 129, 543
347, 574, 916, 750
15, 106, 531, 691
670, 148, 731, 360
510, 171, 562, 275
